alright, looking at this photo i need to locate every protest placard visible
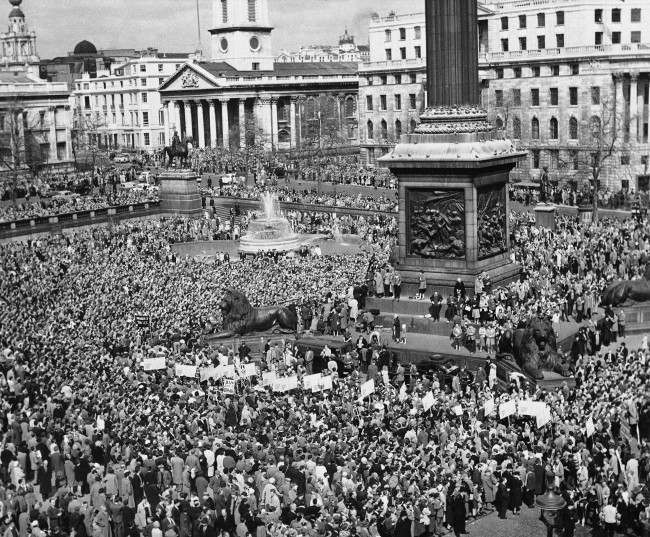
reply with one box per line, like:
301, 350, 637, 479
381, 370, 390, 385
242, 363, 258, 378
222, 365, 236, 378
142, 357, 166, 371
303, 373, 322, 391
398, 383, 408, 402
262, 371, 276, 387
422, 391, 435, 412
360, 379, 375, 399
484, 399, 495, 416
174, 364, 197, 378
536, 405, 552, 428
499, 400, 517, 419
321, 376, 333, 391
586, 416, 595, 437
223, 378, 236, 394
452, 404, 463, 416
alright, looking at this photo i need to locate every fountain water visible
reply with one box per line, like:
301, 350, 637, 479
239, 192, 303, 253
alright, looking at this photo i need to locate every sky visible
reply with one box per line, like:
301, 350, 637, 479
8, 0, 423, 59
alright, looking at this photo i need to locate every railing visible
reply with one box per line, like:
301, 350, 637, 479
0, 201, 161, 239
481, 43, 650, 63
360, 58, 426, 71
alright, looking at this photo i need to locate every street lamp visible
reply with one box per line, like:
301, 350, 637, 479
535, 488, 567, 537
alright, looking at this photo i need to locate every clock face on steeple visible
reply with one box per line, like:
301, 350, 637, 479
219, 38, 228, 53
249, 36, 260, 52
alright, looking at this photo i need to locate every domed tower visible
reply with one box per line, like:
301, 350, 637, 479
0, 0, 39, 73
209, 0, 274, 71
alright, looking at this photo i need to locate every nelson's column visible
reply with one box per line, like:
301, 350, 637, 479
381, 0, 525, 294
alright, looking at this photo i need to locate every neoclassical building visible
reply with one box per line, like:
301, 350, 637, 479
159, 0, 359, 151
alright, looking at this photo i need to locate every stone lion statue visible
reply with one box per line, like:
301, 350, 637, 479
499, 317, 573, 380
602, 264, 650, 307
213, 289, 297, 338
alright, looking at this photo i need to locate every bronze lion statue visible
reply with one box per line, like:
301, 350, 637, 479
601, 279, 650, 307
500, 318, 573, 380
213, 289, 297, 338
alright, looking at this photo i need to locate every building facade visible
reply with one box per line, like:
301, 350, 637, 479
361, 1, 650, 190
276, 30, 369, 64
0, 0, 72, 170
72, 54, 189, 151
159, 0, 358, 152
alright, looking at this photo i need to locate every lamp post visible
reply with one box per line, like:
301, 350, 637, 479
535, 488, 567, 537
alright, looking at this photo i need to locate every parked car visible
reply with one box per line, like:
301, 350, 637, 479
114, 154, 130, 164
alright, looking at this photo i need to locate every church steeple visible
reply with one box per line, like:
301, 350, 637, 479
209, 0, 274, 71
0, 0, 39, 74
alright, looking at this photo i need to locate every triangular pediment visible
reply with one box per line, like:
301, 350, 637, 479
159, 63, 221, 92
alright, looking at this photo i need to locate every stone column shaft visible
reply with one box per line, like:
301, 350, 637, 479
196, 101, 206, 148
49, 107, 57, 162
184, 102, 193, 141
209, 101, 217, 147
221, 99, 230, 149
238, 99, 246, 149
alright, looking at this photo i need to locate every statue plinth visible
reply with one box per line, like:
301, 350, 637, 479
158, 170, 202, 215
380, 106, 526, 294
535, 204, 556, 230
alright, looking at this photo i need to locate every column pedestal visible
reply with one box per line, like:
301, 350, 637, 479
159, 170, 202, 215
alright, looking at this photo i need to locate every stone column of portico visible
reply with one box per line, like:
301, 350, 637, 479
258, 97, 272, 149
64, 107, 73, 160
630, 73, 639, 143
289, 97, 297, 148
614, 73, 625, 138
163, 102, 171, 146
48, 107, 57, 163
238, 99, 246, 149
184, 101, 193, 141
196, 100, 206, 148
209, 101, 217, 147
221, 99, 230, 150
173, 101, 181, 135
271, 97, 279, 150
296, 97, 304, 149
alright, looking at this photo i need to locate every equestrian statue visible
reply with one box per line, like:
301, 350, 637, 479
164, 131, 191, 169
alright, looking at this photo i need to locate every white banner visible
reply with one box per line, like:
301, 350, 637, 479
452, 404, 463, 416
320, 376, 333, 391
242, 363, 258, 378
422, 391, 435, 412
142, 357, 166, 371
262, 371, 277, 386
360, 379, 375, 399
536, 405, 552, 428
484, 399, 495, 417
303, 373, 322, 390
175, 364, 197, 378
499, 400, 517, 419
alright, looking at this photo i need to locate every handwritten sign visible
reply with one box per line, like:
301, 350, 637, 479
303, 373, 322, 390
360, 379, 375, 399
223, 378, 236, 395
142, 357, 166, 371
422, 391, 435, 412
499, 400, 517, 419
174, 364, 197, 378
484, 399, 495, 416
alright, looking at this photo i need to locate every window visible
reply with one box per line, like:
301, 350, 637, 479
556, 34, 564, 48
159, 110, 165, 125
514, 67, 522, 78
519, 37, 527, 51
367, 76, 374, 86
549, 117, 558, 139
395, 119, 402, 138
571, 63, 579, 75
621, 153, 631, 165
367, 120, 373, 139
569, 116, 578, 139
142, 111, 149, 126
501, 39, 509, 52
221, 0, 228, 22
611, 8, 621, 23
632, 31, 641, 44
513, 116, 521, 138
380, 119, 388, 139
414, 46, 421, 58
380, 75, 387, 85
532, 66, 540, 77
551, 65, 559, 76
632, 9, 641, 23
142, 92, 148, 103
531, 117, 540, 139
519, 14, 527, 29
537, 13, 545, 27
395, 95, 402, 110
556, 11, 565, 25
537, 36, 546, 49
385, 49, 392, 61
84, 96, 90, 109
409, 93, 417, 109
531, 88, 540, 106
612, 32, 621, 44
501, 17, 509, 30
252, 62, 260, 71
550, 88, 559, 105
158, 78, 164, 85
366, 95, 373, 111
414, 26, 421, 39
144, 132, 150, 146
495, 117, 504, 131
409, 73, 417, 84
495, 89, 504, 107
569, 87, 578, 105
595, 9, 602, 23
140, 78, 147, 86
380, 95, 387, 110
595, 32, 603, 45
395, 74, 401, 84
248, 0, 257, 22
496, 68, 504, 79
400, 47, 407, 60
410, 118, 417, 133
385, 29, 391, 42
532, 149, 541, 169
591, 86, 600, 105
345, 97, 356, 117
158, 64, 163, 73
512, 88, 521, 106
140, 64, 146, 72
399, 28, 406, 40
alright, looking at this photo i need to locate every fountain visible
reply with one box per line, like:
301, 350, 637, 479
239, 192, 303, 253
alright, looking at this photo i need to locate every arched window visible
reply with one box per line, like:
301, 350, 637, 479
549, 117, 558, 139
248, 0, 257, 22
531, 117, 539, 139
495, 116, 504, 131
512, 115, 521, 139
367, 120, 374, 140
589, 115, 601, 138
278, 129, 290, 143
410, 118, 417, 133
344, 97, 356, 118
325, 97, 337, 119
380, 119, 388, 139
569, 116, 578, 140
395, 119, 402, 138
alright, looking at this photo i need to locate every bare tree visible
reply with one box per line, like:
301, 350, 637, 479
71, 109, 107, 178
